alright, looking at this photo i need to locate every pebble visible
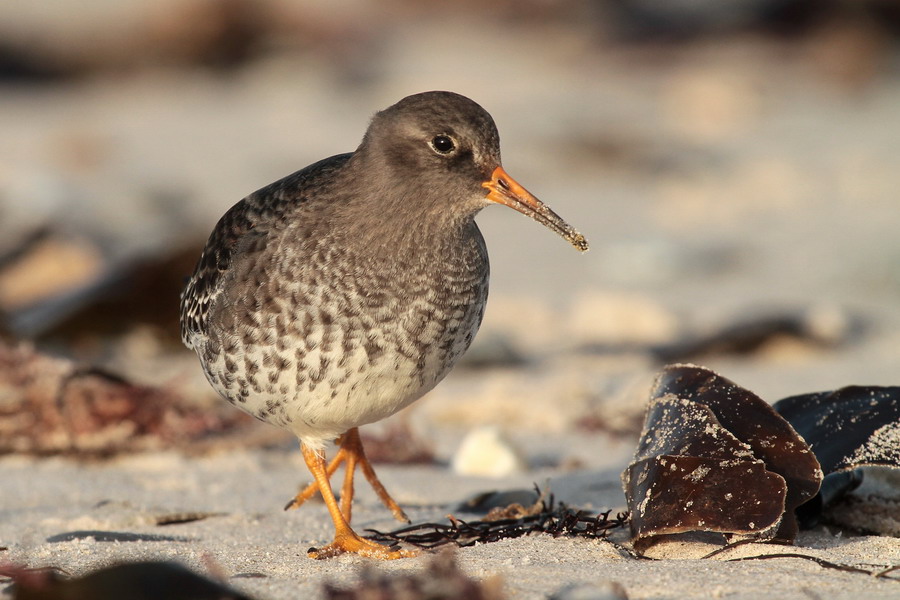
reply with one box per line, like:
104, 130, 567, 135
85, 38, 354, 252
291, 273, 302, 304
451, 426, 527, 477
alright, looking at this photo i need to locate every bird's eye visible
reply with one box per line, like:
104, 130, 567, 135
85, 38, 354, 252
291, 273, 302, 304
429, 135, 456, 155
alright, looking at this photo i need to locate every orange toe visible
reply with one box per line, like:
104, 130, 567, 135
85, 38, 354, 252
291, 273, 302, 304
307, 532, 419, 560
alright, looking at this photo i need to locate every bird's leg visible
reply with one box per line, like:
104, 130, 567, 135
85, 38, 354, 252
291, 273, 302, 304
337, 437, 357, 523
339, 428, 410, 523
284, 438, 348, 513
286, 428, 409, 524
300, 443, 417, 560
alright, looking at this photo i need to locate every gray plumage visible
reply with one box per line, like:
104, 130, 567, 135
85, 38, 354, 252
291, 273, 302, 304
181, 92, 499, 450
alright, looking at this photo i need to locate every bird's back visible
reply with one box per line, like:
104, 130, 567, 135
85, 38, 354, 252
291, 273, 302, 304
180, 153, 353, 349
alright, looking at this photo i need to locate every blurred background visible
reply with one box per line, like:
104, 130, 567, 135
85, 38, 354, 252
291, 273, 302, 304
2, 0, 900, 455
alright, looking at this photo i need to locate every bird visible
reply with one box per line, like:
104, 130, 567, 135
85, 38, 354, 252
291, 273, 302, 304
179, 91, 588, 560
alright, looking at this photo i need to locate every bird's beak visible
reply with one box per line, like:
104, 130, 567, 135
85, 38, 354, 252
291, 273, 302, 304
482, 166, 589, 252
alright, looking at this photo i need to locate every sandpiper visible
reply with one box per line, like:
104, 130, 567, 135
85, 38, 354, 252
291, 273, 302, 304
180, 91, 588, 559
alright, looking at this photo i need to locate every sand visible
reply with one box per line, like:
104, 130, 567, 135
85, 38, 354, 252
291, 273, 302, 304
1, 2, 900, 598
1, 446, 898, 599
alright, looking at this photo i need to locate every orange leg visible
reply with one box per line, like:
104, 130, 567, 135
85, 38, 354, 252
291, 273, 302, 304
286, 428, 409, 524
300, 443, 417, 560
284, 449, 343, 512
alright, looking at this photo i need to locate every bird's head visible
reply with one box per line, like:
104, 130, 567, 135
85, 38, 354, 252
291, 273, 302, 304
356, 91, 588, 252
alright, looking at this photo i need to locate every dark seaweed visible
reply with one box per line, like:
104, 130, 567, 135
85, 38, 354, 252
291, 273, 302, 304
365, 492, 627, 550
623, 364, 822, 550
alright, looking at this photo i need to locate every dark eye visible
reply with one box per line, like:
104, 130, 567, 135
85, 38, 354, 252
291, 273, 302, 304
430, 135, 455, 155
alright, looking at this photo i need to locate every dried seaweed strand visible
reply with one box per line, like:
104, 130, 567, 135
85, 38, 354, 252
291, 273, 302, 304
725, 553, 896, 578
701, 539, 778, 559
365, 494, 628, 550
876, 565, 900, 579
0, 565, 70, 584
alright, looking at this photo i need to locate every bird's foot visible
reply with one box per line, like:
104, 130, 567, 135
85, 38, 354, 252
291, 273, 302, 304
307, 532, 419, 560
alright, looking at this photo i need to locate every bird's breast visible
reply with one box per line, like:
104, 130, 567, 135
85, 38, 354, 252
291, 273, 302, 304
196, 226, 489, 440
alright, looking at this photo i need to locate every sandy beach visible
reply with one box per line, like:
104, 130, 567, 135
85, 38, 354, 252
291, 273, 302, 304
1, 2, 900, 598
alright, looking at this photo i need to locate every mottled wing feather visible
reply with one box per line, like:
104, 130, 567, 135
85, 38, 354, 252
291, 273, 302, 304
180, 153, 353, 347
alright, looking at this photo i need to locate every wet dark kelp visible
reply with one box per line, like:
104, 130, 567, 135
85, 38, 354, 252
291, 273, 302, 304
774, 385, 900, 527
774, 386, 900, 475
622, 364, 821, 550
624, 364, 900, 551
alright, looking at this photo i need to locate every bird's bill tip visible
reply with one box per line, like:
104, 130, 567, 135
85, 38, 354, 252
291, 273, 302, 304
482, 166, 589, 252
